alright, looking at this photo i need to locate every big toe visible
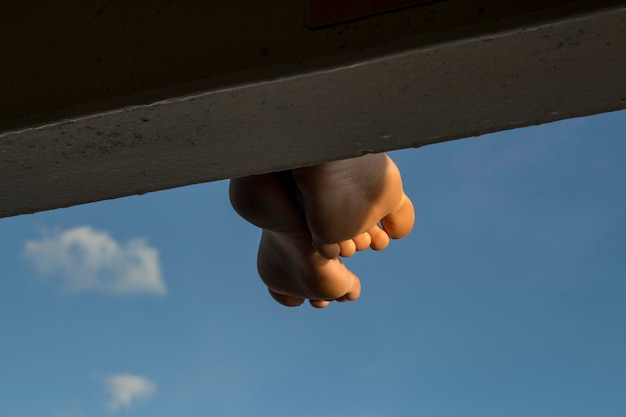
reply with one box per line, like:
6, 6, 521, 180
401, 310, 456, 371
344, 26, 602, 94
336, 275, 362, 302
381, 194, 415, 239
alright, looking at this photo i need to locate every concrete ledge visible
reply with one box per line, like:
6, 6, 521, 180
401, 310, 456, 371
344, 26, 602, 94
1, 0, 625, 218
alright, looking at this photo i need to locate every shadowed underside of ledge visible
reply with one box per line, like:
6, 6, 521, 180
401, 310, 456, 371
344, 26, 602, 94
1, 0, 625, 218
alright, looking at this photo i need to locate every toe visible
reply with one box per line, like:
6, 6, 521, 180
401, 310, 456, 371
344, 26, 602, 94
368, 225, 390, 250
338, 239, 356, 257
381, 194, 415, 239
338, 276, 362, 301
269, 289, 305, 307
352, 232, 372, 251
313, 241, 341, 259
309, 299, 330, 308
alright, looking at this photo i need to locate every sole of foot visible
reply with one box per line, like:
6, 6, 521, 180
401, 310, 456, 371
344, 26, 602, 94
293, 153, 415, 259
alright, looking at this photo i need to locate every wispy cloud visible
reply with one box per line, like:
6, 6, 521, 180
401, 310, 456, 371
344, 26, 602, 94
104, 374, 156, 411
24, 226, 166, 295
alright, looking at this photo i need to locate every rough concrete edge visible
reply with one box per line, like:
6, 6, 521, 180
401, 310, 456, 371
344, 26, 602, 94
2, 4, 624, 218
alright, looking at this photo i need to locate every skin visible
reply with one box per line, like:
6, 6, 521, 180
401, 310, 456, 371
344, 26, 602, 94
229, 153, 415, 308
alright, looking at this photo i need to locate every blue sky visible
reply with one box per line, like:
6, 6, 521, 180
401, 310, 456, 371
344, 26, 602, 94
1, 110, 625, 417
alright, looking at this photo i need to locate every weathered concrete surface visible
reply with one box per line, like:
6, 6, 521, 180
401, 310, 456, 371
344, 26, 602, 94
1, 0, 625, 218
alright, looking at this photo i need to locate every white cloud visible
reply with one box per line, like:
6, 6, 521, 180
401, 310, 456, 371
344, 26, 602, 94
104, 374, 156, 411
24, 226, 166, 295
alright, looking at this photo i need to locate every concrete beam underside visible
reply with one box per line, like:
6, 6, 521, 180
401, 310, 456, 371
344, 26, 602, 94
1, 0, 625, 218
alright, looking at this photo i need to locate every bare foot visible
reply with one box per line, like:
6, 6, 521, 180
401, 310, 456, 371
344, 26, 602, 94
229, 172, 361, 307
293, 153, 415, 259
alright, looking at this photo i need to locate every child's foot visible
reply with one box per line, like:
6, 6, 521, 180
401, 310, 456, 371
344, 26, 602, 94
292, 153, 415, 259
229, 172, 361, 307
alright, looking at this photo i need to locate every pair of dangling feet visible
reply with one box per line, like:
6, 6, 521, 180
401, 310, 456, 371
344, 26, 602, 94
229, 153, 415, 308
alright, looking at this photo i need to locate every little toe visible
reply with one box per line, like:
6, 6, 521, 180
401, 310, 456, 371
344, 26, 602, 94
338, 239, 357, 257
309, 299, 331, 308
269, 289, 305, 307
314, 241, 341, 259
381, 194, 415, 239
352, 232, 372, 251
368, 224, 390, 250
